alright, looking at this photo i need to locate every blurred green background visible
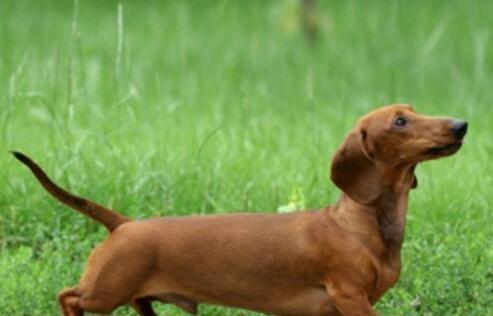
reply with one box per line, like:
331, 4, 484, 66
0, 0, 492, 315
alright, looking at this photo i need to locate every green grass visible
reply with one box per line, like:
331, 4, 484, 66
1, 0, 492, 315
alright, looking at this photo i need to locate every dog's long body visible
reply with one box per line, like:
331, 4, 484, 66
13, 104, 467, 316
87, 212, 334, 315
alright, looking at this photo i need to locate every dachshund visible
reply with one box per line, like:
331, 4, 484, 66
12, 104, 467, 316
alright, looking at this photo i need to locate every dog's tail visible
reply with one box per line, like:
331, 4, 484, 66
11, 151, 130, 232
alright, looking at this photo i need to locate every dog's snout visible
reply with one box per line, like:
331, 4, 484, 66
451, 120, 468, 140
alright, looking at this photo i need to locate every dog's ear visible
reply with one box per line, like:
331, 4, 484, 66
330, 129, 382, 205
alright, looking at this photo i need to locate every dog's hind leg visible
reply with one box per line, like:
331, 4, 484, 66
59, 286, 124, 315
58, 287, 83, 316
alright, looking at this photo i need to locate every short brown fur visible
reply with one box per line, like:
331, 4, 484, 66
13, 104, 467, 316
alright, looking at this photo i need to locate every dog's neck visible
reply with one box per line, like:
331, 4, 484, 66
330, 164, 415, 256
372, 187, 409, 252
375, 163, 415, 251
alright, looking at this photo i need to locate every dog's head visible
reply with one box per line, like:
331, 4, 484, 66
330, 104, 467, 205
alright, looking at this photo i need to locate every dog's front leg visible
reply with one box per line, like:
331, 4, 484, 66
325, 284, 377, 316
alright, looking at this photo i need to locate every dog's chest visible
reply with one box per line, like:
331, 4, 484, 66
371, 255, 401, 302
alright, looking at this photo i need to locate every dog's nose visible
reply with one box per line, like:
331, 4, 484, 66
451, 120, 468, 140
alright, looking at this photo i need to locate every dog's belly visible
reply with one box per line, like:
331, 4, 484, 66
196, 286, 336, 316
138, 275, 336, 316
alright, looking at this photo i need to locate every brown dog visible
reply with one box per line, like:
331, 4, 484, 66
13, 104, 467, 316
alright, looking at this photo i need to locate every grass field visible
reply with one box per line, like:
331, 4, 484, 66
1, 0, 492, 315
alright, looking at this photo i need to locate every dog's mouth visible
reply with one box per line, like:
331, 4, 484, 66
425, 142, 462, 156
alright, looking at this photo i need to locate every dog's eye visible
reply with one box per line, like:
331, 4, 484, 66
394, 116, 407, 127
